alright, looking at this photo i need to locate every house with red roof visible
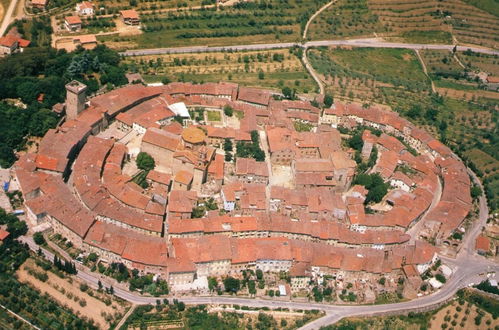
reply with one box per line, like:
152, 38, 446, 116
76, 1, 94, 15
0, 36, 30, 55
476, 235, 490, 255
65, 16, 82, 31
120, 9, 140, 25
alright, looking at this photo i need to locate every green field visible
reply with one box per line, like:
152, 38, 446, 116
463, 0, 499, 17
399, 31, 453, 44
307, 0, 385, 40
104, 0, 328, 49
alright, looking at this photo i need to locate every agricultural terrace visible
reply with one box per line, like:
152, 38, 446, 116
323, 289, 499, 330
122, 48, 316, 93
121, 304, 321, 329
308, 46, 498, 213
308, 47, 430, 105
306, 0, 387, 40
99, 0, 329, 49
92, 0, 210, 13
308, 0, 498, 46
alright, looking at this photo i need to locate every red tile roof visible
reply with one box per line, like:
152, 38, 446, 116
65, 16, 82, 25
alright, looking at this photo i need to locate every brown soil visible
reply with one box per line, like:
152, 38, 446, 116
17, 258, 126, 329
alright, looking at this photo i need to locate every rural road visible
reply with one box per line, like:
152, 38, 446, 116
120, 38, 499, 57
0, 0, 19, 37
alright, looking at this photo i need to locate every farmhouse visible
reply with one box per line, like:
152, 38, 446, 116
120, 9, 140, 25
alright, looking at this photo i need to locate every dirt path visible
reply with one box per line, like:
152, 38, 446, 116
115, 304, 136, 329
302, 0, 337, 40
415, 49, 436, 93
17, 259, 125, 329
0, 0, 19, 36
302, 48, 325, 95
0, 2, 4, 24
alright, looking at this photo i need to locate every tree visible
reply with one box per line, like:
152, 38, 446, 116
208, 277, 218, 291
282, 86, 295, 100
87, 252, 98, 262
223, 138, 233, 152
136, 152, 155, 171
258, 70, 265, 80
223, 105, 233, 117
191, 206, 205, 218
366, 183, 389, 204
248, 280, 256, 294
223, 276, 240, 293
256, 269, 263, 280
436, 274, 446, 283
348, 133, 363, 151
471, 185, 482, 199
324, 94, 334, 108
33, 232, 45, 245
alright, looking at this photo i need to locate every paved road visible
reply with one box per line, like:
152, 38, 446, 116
0, 0, 19, 37
19, 233, 498, 329
120, 38, 499, 57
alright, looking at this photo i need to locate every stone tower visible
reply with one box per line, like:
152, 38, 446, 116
65, 80, 87, 120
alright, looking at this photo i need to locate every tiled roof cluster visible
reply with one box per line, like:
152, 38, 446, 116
14, 82, 470, 276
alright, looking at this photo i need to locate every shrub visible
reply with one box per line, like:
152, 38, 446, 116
33, 232, 45, 245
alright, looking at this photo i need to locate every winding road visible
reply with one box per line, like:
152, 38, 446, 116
18, 181, 496, 330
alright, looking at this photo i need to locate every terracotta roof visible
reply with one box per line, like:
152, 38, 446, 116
65, 16, 82, 25
237, 87, 271, 106
120, 9, 139, 19
142, 127, 181, 151
77, 1, 93, 10
0, 35, 18, 47
236, 158, 268, 177
175, 170, 193, 185
147, 170, 171, 185
475, 235, 490, 252
31, 0, 47, 5
182, 126, 206, 144
0, 229, 10, 241
207, 153, 224, 180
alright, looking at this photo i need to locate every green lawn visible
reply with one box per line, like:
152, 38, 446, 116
206, 111, 221, 122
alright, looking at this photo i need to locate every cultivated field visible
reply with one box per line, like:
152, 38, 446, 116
308, 0, 499, 47
99, 0, 329, 49
123, 48, 316, 93
325, 290, 499, 330
307, 0, 386, 40
17, 258, 129, 329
